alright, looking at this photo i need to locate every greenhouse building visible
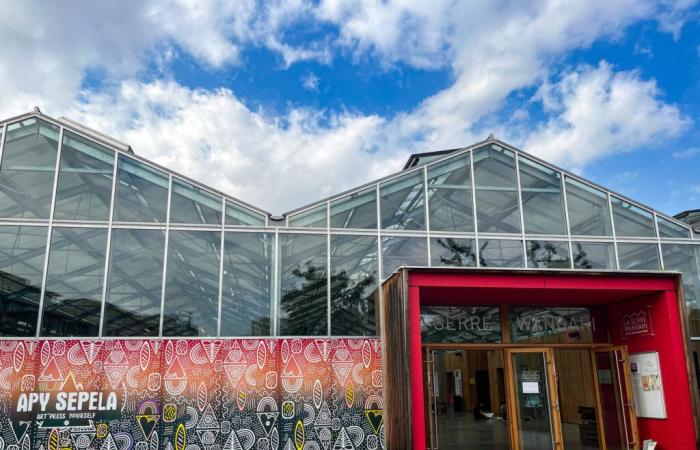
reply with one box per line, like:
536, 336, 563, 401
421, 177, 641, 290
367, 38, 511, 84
0, 109, 698, 450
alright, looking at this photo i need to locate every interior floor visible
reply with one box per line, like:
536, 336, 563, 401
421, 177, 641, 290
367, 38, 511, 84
435, 411, 600, 450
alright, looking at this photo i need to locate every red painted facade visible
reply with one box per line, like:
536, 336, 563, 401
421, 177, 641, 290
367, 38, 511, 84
405, 270, 698, 450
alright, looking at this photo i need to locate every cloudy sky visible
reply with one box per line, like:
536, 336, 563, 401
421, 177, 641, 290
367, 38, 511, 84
1, 0, 700, 215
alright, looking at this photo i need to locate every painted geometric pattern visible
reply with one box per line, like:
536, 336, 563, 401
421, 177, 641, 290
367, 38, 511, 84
0, 339, 383, 450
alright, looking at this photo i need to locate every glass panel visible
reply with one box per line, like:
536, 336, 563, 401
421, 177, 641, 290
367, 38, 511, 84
288, 203, 327, 228
427, 155, 473, 232
330, 234, 378, 336
0, 225, 47, 336
162, 230, 221, 336
657, 215, 691, 238
330, 186, 377, 229
381, 236, 427, 279
519, 157, 566, 235
279, 233, 327, 335
221, 232, 273, 336
510, 307, 594, 343
511, 351, 555, 450
611, 197, 656, 237
225, 200, 266, 226
479, 239, 524, 268
420, 305, 501, 343
380, 171, 425, 230
526, 240, 571, 268
617, 243, 660, 270
104, 228, 165, 336
572, 241, 616, 269
594, 350, 636, 450
113, 155, 169, 222
169, 178, 223, 224
473, 145, 521, 233
430, 237, 476, 267
0, 118, 59, 219
53, 131, 114, 221
41, 227, 108, 337
565, 177, 612, 236
662, 244, 700, 336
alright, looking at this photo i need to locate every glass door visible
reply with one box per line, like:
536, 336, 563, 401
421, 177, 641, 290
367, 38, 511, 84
505, 348, 563, 450
591, 346, 639, 450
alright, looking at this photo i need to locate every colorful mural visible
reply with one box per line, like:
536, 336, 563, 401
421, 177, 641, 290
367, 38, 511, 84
0, 338, 383, 450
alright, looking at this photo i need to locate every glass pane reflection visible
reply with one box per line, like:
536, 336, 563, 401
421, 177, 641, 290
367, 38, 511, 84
662, 244, 700, 335
565, 177, 612, 236
572, 242, 616, 270
330, 234, 378, 336
519, 157, 566, 235
611, 197, 655, 238
617, 243, 660, 270
380, 172, 425, 230
279, 233, 327, 335
221, 232, 273, 336
41, 227, 108, 337
381, 236, 427, 279
0, 225, 47, 336
526, 240, 571, 269
288, 203, 327, 228
54, 131, 114, 221
113, 155, 169, 223
0, 118, 59, 219
225, 200, 266, 226
162, 230, 221, 336
657, 216, 691, 239
104, 228, 165, 336
427, 155, 473, 232
473, 145, 521, 234
330, 187, 377, 229
170, 178, 223, 224
430, 237, 476, 267
479, 239, 524, 268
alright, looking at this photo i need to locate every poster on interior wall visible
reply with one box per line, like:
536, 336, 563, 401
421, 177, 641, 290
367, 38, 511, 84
454, 370, 462, 397
0, 338, 384, 450
630, 351, 666, 419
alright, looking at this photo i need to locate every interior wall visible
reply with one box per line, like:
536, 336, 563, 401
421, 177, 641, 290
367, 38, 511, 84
554, 349, 596, 424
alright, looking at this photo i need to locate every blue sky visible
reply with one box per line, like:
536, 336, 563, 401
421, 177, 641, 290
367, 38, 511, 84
1, 1, 699, 215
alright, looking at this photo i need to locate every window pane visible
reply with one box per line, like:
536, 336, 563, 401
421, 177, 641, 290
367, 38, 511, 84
473, 145, 520, 233
526, 240, 571, 268
519, 157, 566, 235
225, 200, 266, 226
0, 225, 47, 336
288, 203, 327, 228
657, 216, 691, 239
617, 243, 660, 270
330, 234, 378, 336
380, 171, 425, 230
279, 233, 327, 335
427, 155, 473, 232
611, 197, 655, 237
662, 244, 700, 336
41, 227, 108, 337
381, 236, 427, 279
104, 228, 165, 336
565, 177, 612, 236
572, 242, 616, 270
170, 178, 222, 224
330, 187, 377, 229
430, 237, 476, 267
0, 118, 59, 219
162, 230, 221, 336
113, 155, 169, 222
54, 131, 114, 221
221, 232, 273, 336
479, 239, 524, 268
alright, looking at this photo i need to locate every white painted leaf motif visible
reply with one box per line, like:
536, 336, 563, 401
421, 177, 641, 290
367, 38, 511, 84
362, 341, 371, 368
140, 342, 150, 370
257, 342, 266, 369
312, 380, 323, 409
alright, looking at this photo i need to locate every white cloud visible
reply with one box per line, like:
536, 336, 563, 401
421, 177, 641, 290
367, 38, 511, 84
673, 147, 700, 159
0, 0, 695, 213
301, 72, 320, 92
522, 62, 689, 169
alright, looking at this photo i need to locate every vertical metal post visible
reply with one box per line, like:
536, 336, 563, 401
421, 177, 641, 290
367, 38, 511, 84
470, 149, 480, 266
424, 166, 431, 266
608, 193, 620, 269
514, 153, 528, 267
36, 124, 64, 337
326, 202, 332, 336
561, 173, 574, 268
158, 174, 173, 337
217, 196, 226, 337
98, 149, 119, 336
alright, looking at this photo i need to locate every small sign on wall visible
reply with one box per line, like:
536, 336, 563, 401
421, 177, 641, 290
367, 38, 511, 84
454, 370, 463, 397
621, 306, 653, 338
630, 351, 666, 419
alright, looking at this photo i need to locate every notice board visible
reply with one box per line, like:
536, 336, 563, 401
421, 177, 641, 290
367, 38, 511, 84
630, 351, 666, 419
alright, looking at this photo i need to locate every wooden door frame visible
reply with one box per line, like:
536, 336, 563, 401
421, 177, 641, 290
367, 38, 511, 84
591, 346, 640, 450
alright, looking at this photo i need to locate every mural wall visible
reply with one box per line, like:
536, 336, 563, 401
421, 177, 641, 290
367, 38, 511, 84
0, 338, 384, 450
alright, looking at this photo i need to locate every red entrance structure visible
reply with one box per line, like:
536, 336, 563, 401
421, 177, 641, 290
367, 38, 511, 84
381, 268, 699, 450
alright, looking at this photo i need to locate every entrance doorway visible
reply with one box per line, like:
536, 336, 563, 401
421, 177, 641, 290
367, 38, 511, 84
424, 345, 638, 450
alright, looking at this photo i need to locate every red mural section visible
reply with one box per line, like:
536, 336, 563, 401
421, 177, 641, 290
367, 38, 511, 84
0, 338, 384, 450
